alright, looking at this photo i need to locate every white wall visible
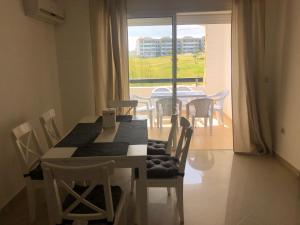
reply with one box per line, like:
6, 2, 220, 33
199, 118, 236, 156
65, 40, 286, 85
55, 0, 95, 131
127, 0, 232, 18
267, 0, 300, 171
0, 0, 63, 209
205, 24, 232, 118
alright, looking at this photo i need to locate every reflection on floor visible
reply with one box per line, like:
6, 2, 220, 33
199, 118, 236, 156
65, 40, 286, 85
1, 151, 300, 225
148, 115, 233, 150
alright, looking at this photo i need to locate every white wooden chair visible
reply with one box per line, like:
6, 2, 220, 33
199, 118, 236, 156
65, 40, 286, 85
147, 114, 178, 155
42, 161, 127, 225
186, 98, 214, 135
133, 117, 193, 224
131, 95, 155, 128
12, 122, 46, 223
209, 90, 229, 126
130, 115, 178, 193
156, 98, 182, 128
108, 100, 138, 116
40, 109, 61, 148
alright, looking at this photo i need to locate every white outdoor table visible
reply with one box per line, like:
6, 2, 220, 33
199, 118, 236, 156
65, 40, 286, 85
42, 116, 148, 225
151, 90, 206, 99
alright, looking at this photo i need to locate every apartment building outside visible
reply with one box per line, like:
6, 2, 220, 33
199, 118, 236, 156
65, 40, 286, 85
136, 36, 205, 57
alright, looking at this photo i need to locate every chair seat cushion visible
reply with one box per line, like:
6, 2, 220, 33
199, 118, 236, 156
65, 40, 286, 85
135, 155, 181, 179
24, 163, 43, 180
147, 139, 168, 155
60, 185, 122, 225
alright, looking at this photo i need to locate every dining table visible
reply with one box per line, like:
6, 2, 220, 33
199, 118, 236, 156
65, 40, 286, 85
42, 115, 148, 225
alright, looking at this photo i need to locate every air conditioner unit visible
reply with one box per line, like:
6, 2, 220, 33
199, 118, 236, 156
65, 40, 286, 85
23, 0, 65, 25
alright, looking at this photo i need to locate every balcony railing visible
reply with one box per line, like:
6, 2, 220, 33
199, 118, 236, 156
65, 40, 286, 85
129, 77, 203, 84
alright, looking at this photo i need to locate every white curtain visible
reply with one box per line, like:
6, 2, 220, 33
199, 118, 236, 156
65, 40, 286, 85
89, 0, 129, 114
232, 0, 272, 154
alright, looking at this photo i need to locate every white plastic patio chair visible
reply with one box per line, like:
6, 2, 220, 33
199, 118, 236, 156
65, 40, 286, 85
108, 100, 138, 116
131, 95, 155, 127
176, 86, 193, 92
152, 87, 171, 93
186, 98, 214, 135
40, 109, 61, 148
42, 161, 127, 225
177, 86, 194, 106
132, 117, 193, 224
156, 97, 182, 128
12, 122, 46, 223
208, 90, 230, 126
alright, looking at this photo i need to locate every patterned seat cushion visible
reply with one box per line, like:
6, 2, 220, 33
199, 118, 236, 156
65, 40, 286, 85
147, 139, 168, 155
136, 155, 181, 179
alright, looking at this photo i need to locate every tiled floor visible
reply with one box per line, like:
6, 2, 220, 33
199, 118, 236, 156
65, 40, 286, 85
1, 150, 300, 225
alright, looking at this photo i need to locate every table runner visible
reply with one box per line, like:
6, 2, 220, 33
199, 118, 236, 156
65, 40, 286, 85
56, 119, 147, 158
114, 120, 148, 145
72, 142, 129, 157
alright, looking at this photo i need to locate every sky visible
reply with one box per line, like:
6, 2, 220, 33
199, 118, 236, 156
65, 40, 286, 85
128, 25, 205, 51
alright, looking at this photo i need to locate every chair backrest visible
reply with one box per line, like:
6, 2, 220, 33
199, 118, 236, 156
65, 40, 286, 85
42, 161, 116, 223
210, 90, 229, 108
175, 117, 193, 174
152, 87, 171, 93
177, 86, 193, 92
40, 109, 61, 148
108, 100, 138, 115
166, 114, 178, 153
131, 95, 152, 108
12, 122, 44, 175
156, 98, 182, 116
187, 98, 213, 118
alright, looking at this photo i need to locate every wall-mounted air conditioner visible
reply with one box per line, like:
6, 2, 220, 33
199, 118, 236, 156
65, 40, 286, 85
23, 0, 65, 25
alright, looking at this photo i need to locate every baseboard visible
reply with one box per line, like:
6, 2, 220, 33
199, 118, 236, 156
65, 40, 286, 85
275, 153, 300, 177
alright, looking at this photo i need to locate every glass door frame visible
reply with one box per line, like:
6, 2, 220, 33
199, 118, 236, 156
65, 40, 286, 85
127, 15, 179, 132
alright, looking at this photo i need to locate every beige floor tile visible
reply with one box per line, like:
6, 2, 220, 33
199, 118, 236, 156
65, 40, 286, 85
1, 151, 300, 225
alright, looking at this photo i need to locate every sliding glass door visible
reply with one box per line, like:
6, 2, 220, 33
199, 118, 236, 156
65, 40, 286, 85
128, 17, 175, 129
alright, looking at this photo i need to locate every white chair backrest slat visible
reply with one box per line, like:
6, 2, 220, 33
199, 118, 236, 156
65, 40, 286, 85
166, 114, 178, 152
12, 122, 44, 173
42, 161, 116, 222
175, 117, 191, 159
178, 127, 193, 173
40, 109, 61, 148
174, 117, 193, 173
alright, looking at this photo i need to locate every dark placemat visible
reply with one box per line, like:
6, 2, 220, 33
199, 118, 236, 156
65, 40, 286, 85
55, 123, 102, 147
114, 120, 148, 145
95, 115, 133, 124
72, 142, 129, 157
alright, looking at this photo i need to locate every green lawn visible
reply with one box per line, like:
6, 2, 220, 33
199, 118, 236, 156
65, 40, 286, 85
129, 53, 205, 81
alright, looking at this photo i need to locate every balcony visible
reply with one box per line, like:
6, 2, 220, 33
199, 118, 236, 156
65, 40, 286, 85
130, 78, 233, 150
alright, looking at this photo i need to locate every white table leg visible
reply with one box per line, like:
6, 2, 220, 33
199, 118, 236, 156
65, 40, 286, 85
43, 171, 60, 225
136, 163, 148, 225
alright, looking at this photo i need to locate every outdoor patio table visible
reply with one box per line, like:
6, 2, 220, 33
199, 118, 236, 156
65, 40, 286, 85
151, 90, 206, 99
